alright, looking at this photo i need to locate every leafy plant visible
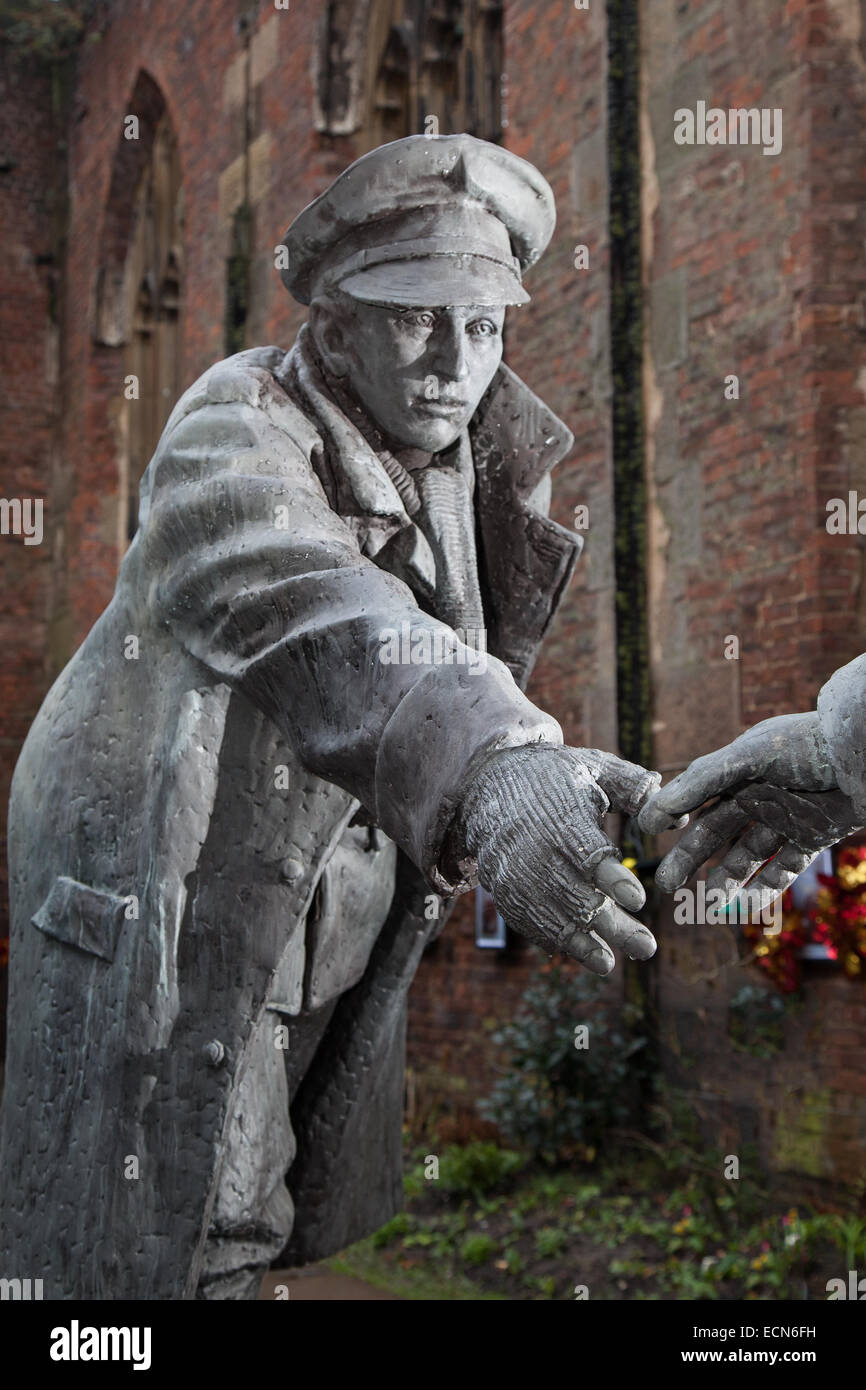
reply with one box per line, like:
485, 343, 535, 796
436, 1141, 526, 1197
478, 956, 648, 1163
807, 1213, 866, 1270
371, 1212, 411, 1247
727, 984, 792, 1058
360, 1142, 856, 1301
459, 1233, 497, 1266
534, 1225, 569, 1259
522, 1273, 556, 1298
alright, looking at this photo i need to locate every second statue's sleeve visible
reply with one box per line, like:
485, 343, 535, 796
817, 652, 866, 821
138, 367, 562, 887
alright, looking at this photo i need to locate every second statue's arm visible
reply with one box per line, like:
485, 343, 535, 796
640, 656, 866, 904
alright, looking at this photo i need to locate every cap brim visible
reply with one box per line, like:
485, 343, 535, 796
336, 256, 529, 307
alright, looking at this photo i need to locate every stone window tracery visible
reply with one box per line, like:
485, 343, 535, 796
314, 0, 503, 151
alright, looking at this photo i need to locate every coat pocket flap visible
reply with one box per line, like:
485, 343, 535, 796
32, 876, 128, 962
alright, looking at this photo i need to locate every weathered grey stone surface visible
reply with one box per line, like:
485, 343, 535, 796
816, 654, 866, 822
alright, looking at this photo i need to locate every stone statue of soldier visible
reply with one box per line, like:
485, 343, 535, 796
0, 135, 663, 1301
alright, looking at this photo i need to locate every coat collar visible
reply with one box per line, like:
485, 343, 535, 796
470, 364, 583, 687
473, 358, 575, 499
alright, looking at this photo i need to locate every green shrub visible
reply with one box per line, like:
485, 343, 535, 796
534, 1225, 569, 1259
437, 1141, 526, 1197
727, 984, 791, 1058
478, 956, 648, 1164
371, 1211, 411, 1247
459, 1233, 497, 1266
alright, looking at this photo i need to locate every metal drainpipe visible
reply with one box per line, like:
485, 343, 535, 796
607, 0, 658, 1113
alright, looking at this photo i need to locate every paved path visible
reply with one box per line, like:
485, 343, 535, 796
259, 1266, 401, 1300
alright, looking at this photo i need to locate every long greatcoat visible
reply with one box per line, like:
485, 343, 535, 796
0, 334, 581, 1299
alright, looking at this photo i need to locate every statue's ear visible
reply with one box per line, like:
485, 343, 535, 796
309, 298, 350, 379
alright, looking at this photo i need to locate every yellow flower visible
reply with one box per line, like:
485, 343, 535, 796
838, 860, 866, 889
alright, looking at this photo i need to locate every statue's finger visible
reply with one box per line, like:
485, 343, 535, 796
590, 753, 661, 818
557, 926, 616, 975
593, 855, 646, 913
637, 795, 690, 835
591, 899, 656, 960
655, 798, 750, 892
705, 823, 786, 901
746, 844, 816, 900
639, 744, 761, 830
557, 803, 640, 907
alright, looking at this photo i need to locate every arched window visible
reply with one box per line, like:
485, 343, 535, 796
369, 20, 411, 147
92, 72, 183, 551
124, 114, 183, 541
313, 0, 504, 152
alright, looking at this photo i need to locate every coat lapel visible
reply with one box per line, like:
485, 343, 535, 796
469, 363, 583, 689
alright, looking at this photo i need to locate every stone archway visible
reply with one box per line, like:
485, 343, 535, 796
92, 70, 184, 552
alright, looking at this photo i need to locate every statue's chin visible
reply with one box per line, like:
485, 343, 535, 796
386, 413, 466, 454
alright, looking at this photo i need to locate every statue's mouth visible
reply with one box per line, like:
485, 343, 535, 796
413, 400, 468, 416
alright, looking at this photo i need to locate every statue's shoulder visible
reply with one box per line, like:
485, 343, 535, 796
162, 346, 321, 458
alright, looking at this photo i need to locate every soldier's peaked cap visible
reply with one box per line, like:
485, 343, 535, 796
278, 134, 556, 308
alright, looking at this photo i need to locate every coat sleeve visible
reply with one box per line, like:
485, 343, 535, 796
137, 360, 562, 889
817, 653, 866, 821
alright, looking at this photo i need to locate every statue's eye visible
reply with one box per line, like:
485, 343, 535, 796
399, 310, 437, 330
468, 319, 499, 337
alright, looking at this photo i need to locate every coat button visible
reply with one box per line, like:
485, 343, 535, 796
281, 857, 304, 882
203, 1039, 225, 1067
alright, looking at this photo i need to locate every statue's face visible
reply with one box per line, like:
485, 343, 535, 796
318, 300, 507, 453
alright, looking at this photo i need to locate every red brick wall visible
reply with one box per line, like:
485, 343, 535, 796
642, 0, 866, 1192
0, 49, 64, 964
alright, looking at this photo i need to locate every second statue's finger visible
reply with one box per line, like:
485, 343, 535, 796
655, 798, 751, 891
706, 823, 786, 901
637, 744, 759, 830
746, 844, 816, 900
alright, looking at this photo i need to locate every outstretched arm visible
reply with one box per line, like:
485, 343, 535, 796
140, 359, 660, 971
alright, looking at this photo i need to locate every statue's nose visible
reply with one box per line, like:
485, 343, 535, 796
430, 324, 471, 382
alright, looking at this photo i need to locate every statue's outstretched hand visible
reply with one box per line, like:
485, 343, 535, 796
638, 712, 863, 906
453, 745, 660, 974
